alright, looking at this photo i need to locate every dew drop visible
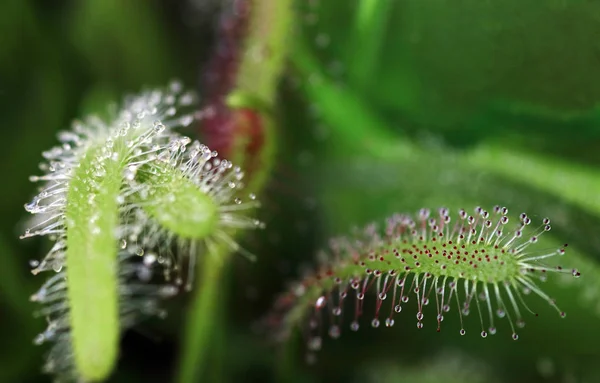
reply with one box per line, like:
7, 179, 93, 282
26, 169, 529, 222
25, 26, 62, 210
308, 336, 322, 351
371, 318, 380, 328
350, 321, 360, 331
315, 296, 326, 309
159, 285, 178, 297
536, 357, 556, 379
394, 305, 402, 313
153, 124, 166, 134
179, 92, 194, 106
385, 318, 395, 327
137, 266, 152, 282
169, 80, 182, 93
30, 291, 43, 302
328, 325, 341, 339
180, 115, 194, 127
460, 329, 466, 335
143, 253, 157, 266
25, 200, 38, 212
33, 334, 45, 345
124, 166, 137, 181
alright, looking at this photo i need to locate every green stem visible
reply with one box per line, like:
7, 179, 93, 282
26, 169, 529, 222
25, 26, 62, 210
176, 0, 291, 381
346, 0, 393, 91
209, 268, 228, 383
464, 143, 600, 218
293, 38, 403, 156
229, 0, 294, 193
176, 248, 229, 383
236, 0, 294, 104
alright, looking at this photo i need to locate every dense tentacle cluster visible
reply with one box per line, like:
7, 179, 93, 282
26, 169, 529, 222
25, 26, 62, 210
21, 80, 198, 260
125, 135, 264, 290
21, 81, 261, 381
267, 206, 580, 358
29, 252, 176, 380
21, 82, 198, 378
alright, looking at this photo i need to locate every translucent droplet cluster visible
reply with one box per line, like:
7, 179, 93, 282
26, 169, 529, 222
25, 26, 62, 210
21, 81, 262, 379
266, 206, 580, 362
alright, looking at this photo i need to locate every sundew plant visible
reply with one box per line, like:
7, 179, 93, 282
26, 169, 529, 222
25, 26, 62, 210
2, 1, 600, 382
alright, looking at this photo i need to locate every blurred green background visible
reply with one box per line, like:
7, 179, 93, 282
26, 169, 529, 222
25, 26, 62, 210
3, 0, 600, 382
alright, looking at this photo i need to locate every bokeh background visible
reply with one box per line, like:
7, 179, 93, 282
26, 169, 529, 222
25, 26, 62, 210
2, 0, 600, 382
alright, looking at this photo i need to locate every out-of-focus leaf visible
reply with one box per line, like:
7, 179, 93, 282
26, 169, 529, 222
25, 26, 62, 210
0, 65, 69, 224
355, 349, 500, 383
343, 0, 394, 92
292, 39, 402, 156
306, 142, 599, 381
466, 143, 600, 220
68, 0, 175, 88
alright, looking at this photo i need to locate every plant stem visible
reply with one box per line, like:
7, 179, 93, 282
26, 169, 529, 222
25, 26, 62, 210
292, 38, 403, 156
176, 247, 229, 383
347, 0, 393, 92
176, 0, 292, 380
